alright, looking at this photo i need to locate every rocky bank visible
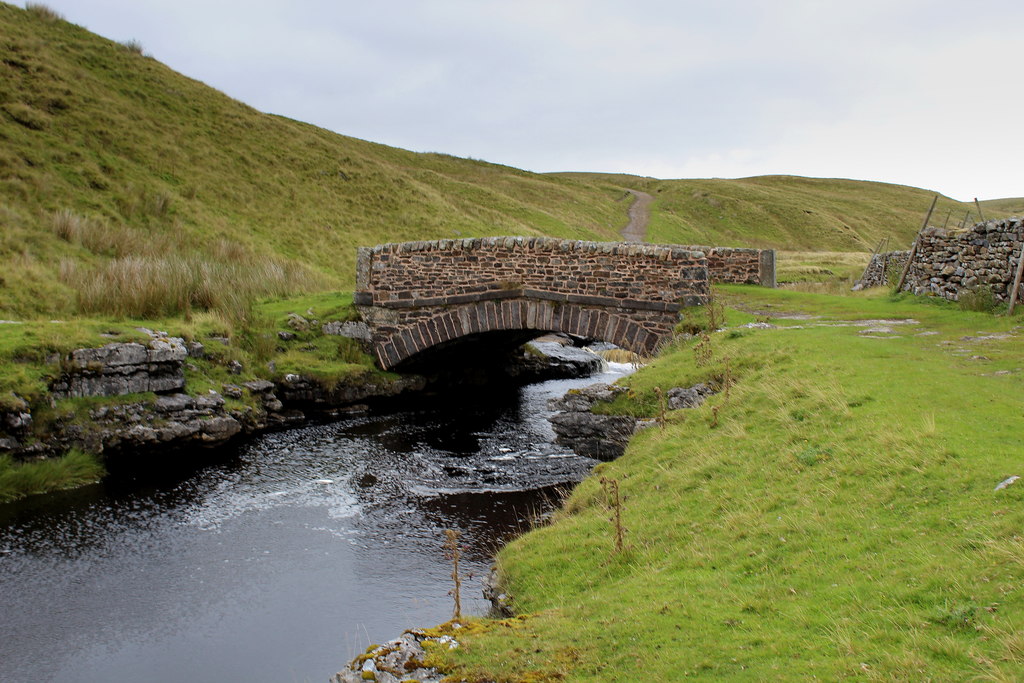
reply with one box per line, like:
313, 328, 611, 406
0, 327, 605, 478
548, 381, 717, 460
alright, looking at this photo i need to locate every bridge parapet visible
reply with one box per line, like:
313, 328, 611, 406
355, 237, 708, 308
700, 246, 776, 288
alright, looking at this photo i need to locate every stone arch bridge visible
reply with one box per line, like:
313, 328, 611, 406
353, 237, 774, 370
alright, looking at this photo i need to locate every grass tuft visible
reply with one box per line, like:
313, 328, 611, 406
0, 449, 105, 502
24, 2, 62, 21
957, 285, 998, 313
120, 38, 144, 55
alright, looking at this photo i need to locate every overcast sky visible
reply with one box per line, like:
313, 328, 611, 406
32, 0, 1024, 201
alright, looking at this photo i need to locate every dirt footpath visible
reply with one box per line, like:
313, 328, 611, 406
621, 189, 652, 242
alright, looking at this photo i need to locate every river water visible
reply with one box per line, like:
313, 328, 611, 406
0, 363, 632, 683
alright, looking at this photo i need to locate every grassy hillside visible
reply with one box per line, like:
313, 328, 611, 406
979, 197, 1024, 218
430, 287, 1024, 680
0, 2, 632, 318
3, 3, 1021, 322
560, 173, 1020, 252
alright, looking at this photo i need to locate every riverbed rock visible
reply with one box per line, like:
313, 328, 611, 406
484, 566, 514, 617
550, 381, 718, 461
549, 383, 635, 460
155, 393, 192, 413
186, 341, 205, 358
3, 410, 32, 431
511, 340, 604, 382
222, 383, 244, 399
199, 416, 242, 442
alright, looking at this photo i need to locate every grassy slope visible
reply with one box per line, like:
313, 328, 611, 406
4, 3, 1021, 321
979, 197, 1024, 218
0, 3, 633, 318
432, 289, 1024, 681
559, 172, 1020, 252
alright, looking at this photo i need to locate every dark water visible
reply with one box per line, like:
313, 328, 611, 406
0, 364, 632, 683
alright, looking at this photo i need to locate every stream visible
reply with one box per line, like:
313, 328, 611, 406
0, 362, 632, 683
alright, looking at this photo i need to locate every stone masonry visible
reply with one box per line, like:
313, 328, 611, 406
901, 218, 1024, 302
854, 250, 910, 290
700, 246, 776, 287
354, 237, 775, 369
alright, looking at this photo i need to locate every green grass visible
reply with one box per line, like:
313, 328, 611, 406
270, 335, 377, 388
0, 448, 105, 502
430, 287, 1024, 681
776, 250, 870, 285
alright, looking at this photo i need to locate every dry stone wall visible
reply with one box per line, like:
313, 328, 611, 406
854, 251, 910, 290
902, 218, 1024, 301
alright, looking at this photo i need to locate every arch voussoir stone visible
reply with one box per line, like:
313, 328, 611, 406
369, 298, 678, 368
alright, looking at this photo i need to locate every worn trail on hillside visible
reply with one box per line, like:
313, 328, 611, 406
621, 189, 653, 242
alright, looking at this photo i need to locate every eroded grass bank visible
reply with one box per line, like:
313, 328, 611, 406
427, 287, 1024, 680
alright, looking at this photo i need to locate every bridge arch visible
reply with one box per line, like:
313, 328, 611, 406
370, 295, 666, 369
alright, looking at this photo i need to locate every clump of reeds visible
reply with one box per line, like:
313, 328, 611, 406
600, 477, 626, 554
444, 529, 463, 620
596, 348, 640, 364
62, 254, 320, 322
0, 450, 105, 503
51, 209, 322, 322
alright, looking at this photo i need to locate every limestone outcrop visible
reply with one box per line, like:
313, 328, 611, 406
50, 336, 190, 399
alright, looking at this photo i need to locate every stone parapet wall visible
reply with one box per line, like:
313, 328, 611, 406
902, 218, 1024, 301
855, 251, 910, 290
356, 237, 709, 307
692, 246, 776, 287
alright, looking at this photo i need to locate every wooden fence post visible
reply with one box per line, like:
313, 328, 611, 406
896, 195, 938, 292
1008, 243, 1024, 315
